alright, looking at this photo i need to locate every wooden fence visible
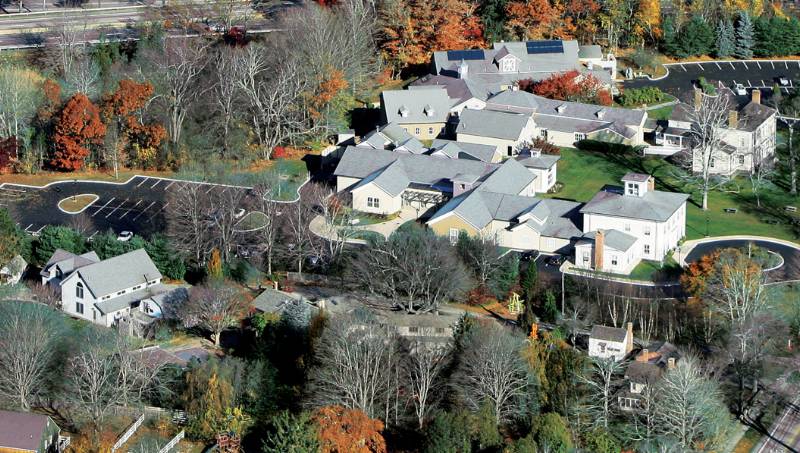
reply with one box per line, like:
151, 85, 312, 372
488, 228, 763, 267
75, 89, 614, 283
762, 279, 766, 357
158, 430, 185, 453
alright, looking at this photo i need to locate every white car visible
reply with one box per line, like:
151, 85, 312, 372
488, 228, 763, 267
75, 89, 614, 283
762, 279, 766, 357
734, 83, 747, 96
117, 231, 133, 242
779, 76, 790, 86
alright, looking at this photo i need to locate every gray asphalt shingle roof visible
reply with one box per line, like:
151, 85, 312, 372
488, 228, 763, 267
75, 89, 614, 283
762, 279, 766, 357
41, 249, 99, 277
515, 152, 560, 169
381, 89, 451, 124
68, 248, 162, 298
591, 325, 628, 343
581, 189, 689, 222
577, 229, 638, 252
578, 44, 603, 59
477, 159, 535, 194
252, 288, 299, 313
456, 108, 531, 140
487, 90, 645, 127
430, 139, 498, 162
410, 75, 492, 105
0, 410, 54, 451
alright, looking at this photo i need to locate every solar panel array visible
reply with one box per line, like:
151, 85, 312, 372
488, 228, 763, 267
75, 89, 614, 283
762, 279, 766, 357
447, 49, 485, 61
526, 40, 564, 54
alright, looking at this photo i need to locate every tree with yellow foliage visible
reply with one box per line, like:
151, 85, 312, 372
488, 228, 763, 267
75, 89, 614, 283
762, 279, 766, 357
636, 0, 661, 44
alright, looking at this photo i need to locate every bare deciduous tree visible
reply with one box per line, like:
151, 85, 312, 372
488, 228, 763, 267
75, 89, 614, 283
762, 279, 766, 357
180, 281, 248, 346
210, 47, 240, 158
675, 89, 734, 210
350, 226, 471, 313
307, 314, 398, 420
0, 302, 63, 410
282, 193, 318, 275
147, 38, 210, 155
246, 182, 283, 276
0, 64, 40, 155
401, 340, 451, 429
207, 186, 248, 263
580, 356, 624, 429
167, 183, 212, 264
234, 43, 310, 159
306, 183, 356, 266
453, 324, 530, 424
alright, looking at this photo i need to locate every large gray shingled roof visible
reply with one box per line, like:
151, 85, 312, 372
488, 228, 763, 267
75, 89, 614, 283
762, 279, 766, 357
581, 188, 689, 222
577, 229, 638, 252
0, 410, 54, 451
456, 108, 531, 140
381, 88, 452, 125
591, 325, 628, 343
65, 248, 162, 298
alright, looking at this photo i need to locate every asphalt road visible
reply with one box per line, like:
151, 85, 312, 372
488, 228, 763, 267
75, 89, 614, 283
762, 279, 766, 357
754, 399, 800, 453
685, 238, 800, 283
623, 60, 800, 102
0, 176, 250, 238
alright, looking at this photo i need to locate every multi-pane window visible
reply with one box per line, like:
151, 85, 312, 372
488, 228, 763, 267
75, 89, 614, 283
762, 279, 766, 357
644, 244, 651, 254
75, 282, 84, 299
449, 228, 460, 245
367, 197, 380, 208
76, 302, 84, 315
644, 226, 651, 236
575, 133, 587, 142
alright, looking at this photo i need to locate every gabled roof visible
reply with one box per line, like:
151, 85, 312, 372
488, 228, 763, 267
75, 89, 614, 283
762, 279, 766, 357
591, 325, 628, 343
456, 108, 531, 140
252, 288, 299, 313
515, 150, 560, 169
65, 248, 162, 298
578, 44, 603, 59
577, 229, 638, 252
430, 139, 498, 162
477, 159, 535, 194
94, 283, 174, 315
581, 188, 689, 222
41, 249, 99, 277
381, 89, 451, 124
0, 410, 55, 451
355, 160, 411, 197
411, 75, 492, 106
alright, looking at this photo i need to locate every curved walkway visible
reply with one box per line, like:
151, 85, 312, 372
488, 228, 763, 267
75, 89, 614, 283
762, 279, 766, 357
679, 235, 800, 283
309, 207, 418, 245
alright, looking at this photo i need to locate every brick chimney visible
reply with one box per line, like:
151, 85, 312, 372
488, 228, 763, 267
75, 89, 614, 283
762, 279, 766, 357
693, 89, 702, 109
752, 89, 761, 105
728, 110, 738, 129
667, 357, 676, 370
626, 322, 634, 354
637, 349, 649, 362
594, 230, 605, 271
647, 176, 655, 192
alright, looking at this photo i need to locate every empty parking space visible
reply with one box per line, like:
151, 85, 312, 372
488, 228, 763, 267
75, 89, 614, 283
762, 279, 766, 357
624, 59, 800, 102
0, 176, 254, 237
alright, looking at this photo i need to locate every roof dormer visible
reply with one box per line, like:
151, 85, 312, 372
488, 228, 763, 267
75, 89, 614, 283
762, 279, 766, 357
399, 105, 409, 118
494, 46, 520, 73
596, 109, 606, 119
621, 173, 653, 197
424, 104, 435, 117
556, 104, 567, 114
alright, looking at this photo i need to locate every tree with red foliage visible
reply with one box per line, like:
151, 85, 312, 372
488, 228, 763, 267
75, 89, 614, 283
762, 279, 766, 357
51, 93, 106, 171
520, 70, 612, 106
313, 405, 386, 453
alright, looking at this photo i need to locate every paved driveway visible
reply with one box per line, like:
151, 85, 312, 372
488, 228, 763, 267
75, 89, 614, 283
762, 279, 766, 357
683, 238, 800, 283
0, 176, 251, 238
624, 60, 800, 102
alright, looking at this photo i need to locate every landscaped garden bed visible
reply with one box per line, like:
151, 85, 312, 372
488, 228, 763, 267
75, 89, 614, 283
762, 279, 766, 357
57, 194, 99, 213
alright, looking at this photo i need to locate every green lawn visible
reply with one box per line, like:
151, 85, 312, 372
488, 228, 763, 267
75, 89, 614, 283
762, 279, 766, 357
646, 104, 674, 121
175, 158, 309, 201
545, 147, 800, 242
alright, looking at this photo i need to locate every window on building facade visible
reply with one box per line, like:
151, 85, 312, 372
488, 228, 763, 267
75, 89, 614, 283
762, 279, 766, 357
627, 183, 639, 196
449, 228, 460, 244
738, 155, 745, 165
644, 244, 650, 254
582, 252, 590, 263
710, 158, 715, 168
76, 302, 84, 315
575, 132, 587, 142
76, 282, 84, 299
415, 127, 420, 135
367, 197, 380, 208
644, 226, 651, 236
611, 256, 618, 266
624, 223, 631, 232
428, 127, 434, 134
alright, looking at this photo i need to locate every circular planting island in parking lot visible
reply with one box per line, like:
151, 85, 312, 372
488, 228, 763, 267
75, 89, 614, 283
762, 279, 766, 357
234, 211, 269, 232
58, 194, 99, 214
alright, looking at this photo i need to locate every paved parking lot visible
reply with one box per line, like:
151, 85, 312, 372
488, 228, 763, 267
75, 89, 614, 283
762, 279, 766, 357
624, 59, 800, 102
0, 175, 251, 238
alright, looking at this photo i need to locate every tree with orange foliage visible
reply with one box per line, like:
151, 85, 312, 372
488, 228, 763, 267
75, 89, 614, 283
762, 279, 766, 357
520, 70, 612, 106
313, 405, 386, 453
680, 250, 720, 297
432, 0, 486, 51
51, 93, 106, 171
308, 68, 349, 122
565, 0, 600, 42
635, 0, 661, 44
505, 0, 563, 40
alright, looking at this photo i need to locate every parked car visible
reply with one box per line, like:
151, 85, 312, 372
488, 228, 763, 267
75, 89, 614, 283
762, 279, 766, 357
733, 83, 747, 96
545, 255, 565, 267
117, 231, 133, 242
778, 76, 790, 86
519, 250, 540, 262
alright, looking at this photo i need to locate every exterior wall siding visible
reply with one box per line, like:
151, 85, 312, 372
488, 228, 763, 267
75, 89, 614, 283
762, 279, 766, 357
396, 122, 447, 140
351, 184, 402, 215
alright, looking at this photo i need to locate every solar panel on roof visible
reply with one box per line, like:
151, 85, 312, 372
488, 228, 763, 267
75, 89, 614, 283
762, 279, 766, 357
447, 49, 485, 61
525, 40, 564, 54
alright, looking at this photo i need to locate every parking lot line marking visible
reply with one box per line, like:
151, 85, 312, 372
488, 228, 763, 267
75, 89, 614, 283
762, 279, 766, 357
88, 231, 98, 241
23, 224, 32, 232
730, 62, 736, 69
33, 225, 45, 235
742, 61, 748, 69
132, 201, 156, 221
697, 63, 704, 71
118, 199, 142, 220
756, 61, 761, 69
786, 61, 789, 69
680, 63, 686, 72
92, 197, 115, 217
105, 198, 127, 218
136, 177, 149, 188
146, 201, 170, 222
164, 181, 175, 190
771, 61, 775, 69
150, 179, 161, 189
760, 80, 766, 87
715, 62, 721, 70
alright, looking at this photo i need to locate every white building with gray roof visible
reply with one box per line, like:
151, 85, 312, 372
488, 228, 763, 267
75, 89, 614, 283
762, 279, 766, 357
380, 88, 453, 140
45, 248, 182, 330
580, 173, 688, 265
455, 108, 537, 158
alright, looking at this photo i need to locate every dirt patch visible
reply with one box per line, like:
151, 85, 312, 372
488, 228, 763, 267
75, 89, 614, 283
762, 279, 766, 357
58, 194, 99, 213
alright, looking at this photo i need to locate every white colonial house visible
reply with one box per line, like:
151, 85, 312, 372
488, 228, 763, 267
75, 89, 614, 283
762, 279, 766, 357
658, 89, 777, 176
578, 173, 688, 267
574, 229, 640, 275
42, 248, 180, 331
589, 323, 633, 361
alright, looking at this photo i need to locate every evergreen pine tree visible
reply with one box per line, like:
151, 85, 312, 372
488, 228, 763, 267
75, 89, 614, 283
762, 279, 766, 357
661, 16, 678, 56
716, 19, 735, 58
735, 11, 755, 59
